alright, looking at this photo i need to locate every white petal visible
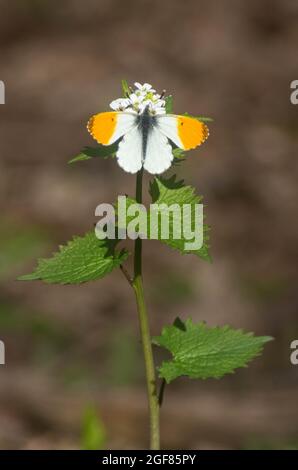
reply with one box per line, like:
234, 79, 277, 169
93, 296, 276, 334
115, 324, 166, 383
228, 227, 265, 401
125, 107, 138, 114
129, 93, 143, 104
156, 99, 165, 107
135, 89, 146, 98
143, 83, 154, 91
109, 99, 122, 110
138, 103, 146, 113
153, 107, 166, 115
110, 98, 130, 110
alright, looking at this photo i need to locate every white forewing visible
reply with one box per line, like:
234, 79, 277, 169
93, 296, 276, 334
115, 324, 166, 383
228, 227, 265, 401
143, 127, 173, 175
155, 115, 183, 148
116, 126, 143, 174
110, 113, 137, 143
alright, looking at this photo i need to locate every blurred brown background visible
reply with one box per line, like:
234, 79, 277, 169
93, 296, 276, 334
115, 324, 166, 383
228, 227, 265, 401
0, 0, 297, 450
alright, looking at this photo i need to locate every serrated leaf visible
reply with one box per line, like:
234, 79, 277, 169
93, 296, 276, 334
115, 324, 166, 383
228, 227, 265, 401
165, 95, 173, 113
149, 176, 211, 261
18, 232, 128, 284
116, 176, 210, 261
68, 143, 118, 164
153, 318, 273, 383
121, 79, 130, 97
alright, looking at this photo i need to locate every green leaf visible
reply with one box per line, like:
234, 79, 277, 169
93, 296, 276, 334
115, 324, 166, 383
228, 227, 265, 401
117, 176, 210, 261
121, 79, 130, 97
165, 95, 173, 113
172, 147, 185, 159
68, 143, 118, 164
184, 112, 213, 123
68, 153, 92, 164
195, 116, 213, 122
81, 406, 106, 450
149, 176, 211, 261
18, 231, 128, 284
153, 318, 273, 383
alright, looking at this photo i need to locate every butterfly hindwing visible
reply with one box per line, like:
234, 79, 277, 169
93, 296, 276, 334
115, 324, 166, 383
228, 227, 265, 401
87, 112, 137, 145
156, 114, 209, 150
143, 127, 173, 175
116, 126, 143, 174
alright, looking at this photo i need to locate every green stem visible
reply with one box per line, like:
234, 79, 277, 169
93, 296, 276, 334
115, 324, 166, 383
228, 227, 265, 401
132, 169, 160, 450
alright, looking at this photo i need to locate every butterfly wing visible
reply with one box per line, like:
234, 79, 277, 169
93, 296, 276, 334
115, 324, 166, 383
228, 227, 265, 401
116, 126, 143, 174
143, 127, 173, 174
156, 114, 209, 150
87, 112, 137, 145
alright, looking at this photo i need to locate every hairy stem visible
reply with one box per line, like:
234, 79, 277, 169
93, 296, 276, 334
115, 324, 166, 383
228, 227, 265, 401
132, 169, 160, 450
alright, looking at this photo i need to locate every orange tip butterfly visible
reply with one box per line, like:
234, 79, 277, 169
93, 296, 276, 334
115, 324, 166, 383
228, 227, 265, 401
87, 106, 209, 174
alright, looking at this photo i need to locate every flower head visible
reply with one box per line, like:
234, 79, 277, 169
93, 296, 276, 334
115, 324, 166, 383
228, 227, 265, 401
109, 82, 165, 115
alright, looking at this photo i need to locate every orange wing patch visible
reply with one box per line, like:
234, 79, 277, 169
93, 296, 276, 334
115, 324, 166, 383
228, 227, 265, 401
177, 116, 209, 150
87, 112, 118, 145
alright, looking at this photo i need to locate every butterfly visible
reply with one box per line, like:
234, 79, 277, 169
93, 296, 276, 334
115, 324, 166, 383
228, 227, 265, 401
87, 106, 209, 174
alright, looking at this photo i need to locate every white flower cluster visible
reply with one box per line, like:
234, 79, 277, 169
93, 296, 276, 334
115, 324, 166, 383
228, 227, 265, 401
110, 82, 166, 115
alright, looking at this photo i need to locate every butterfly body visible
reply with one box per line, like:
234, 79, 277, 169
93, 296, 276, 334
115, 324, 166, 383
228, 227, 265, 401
138, 105, 156, 162
87, 106, 209, 175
